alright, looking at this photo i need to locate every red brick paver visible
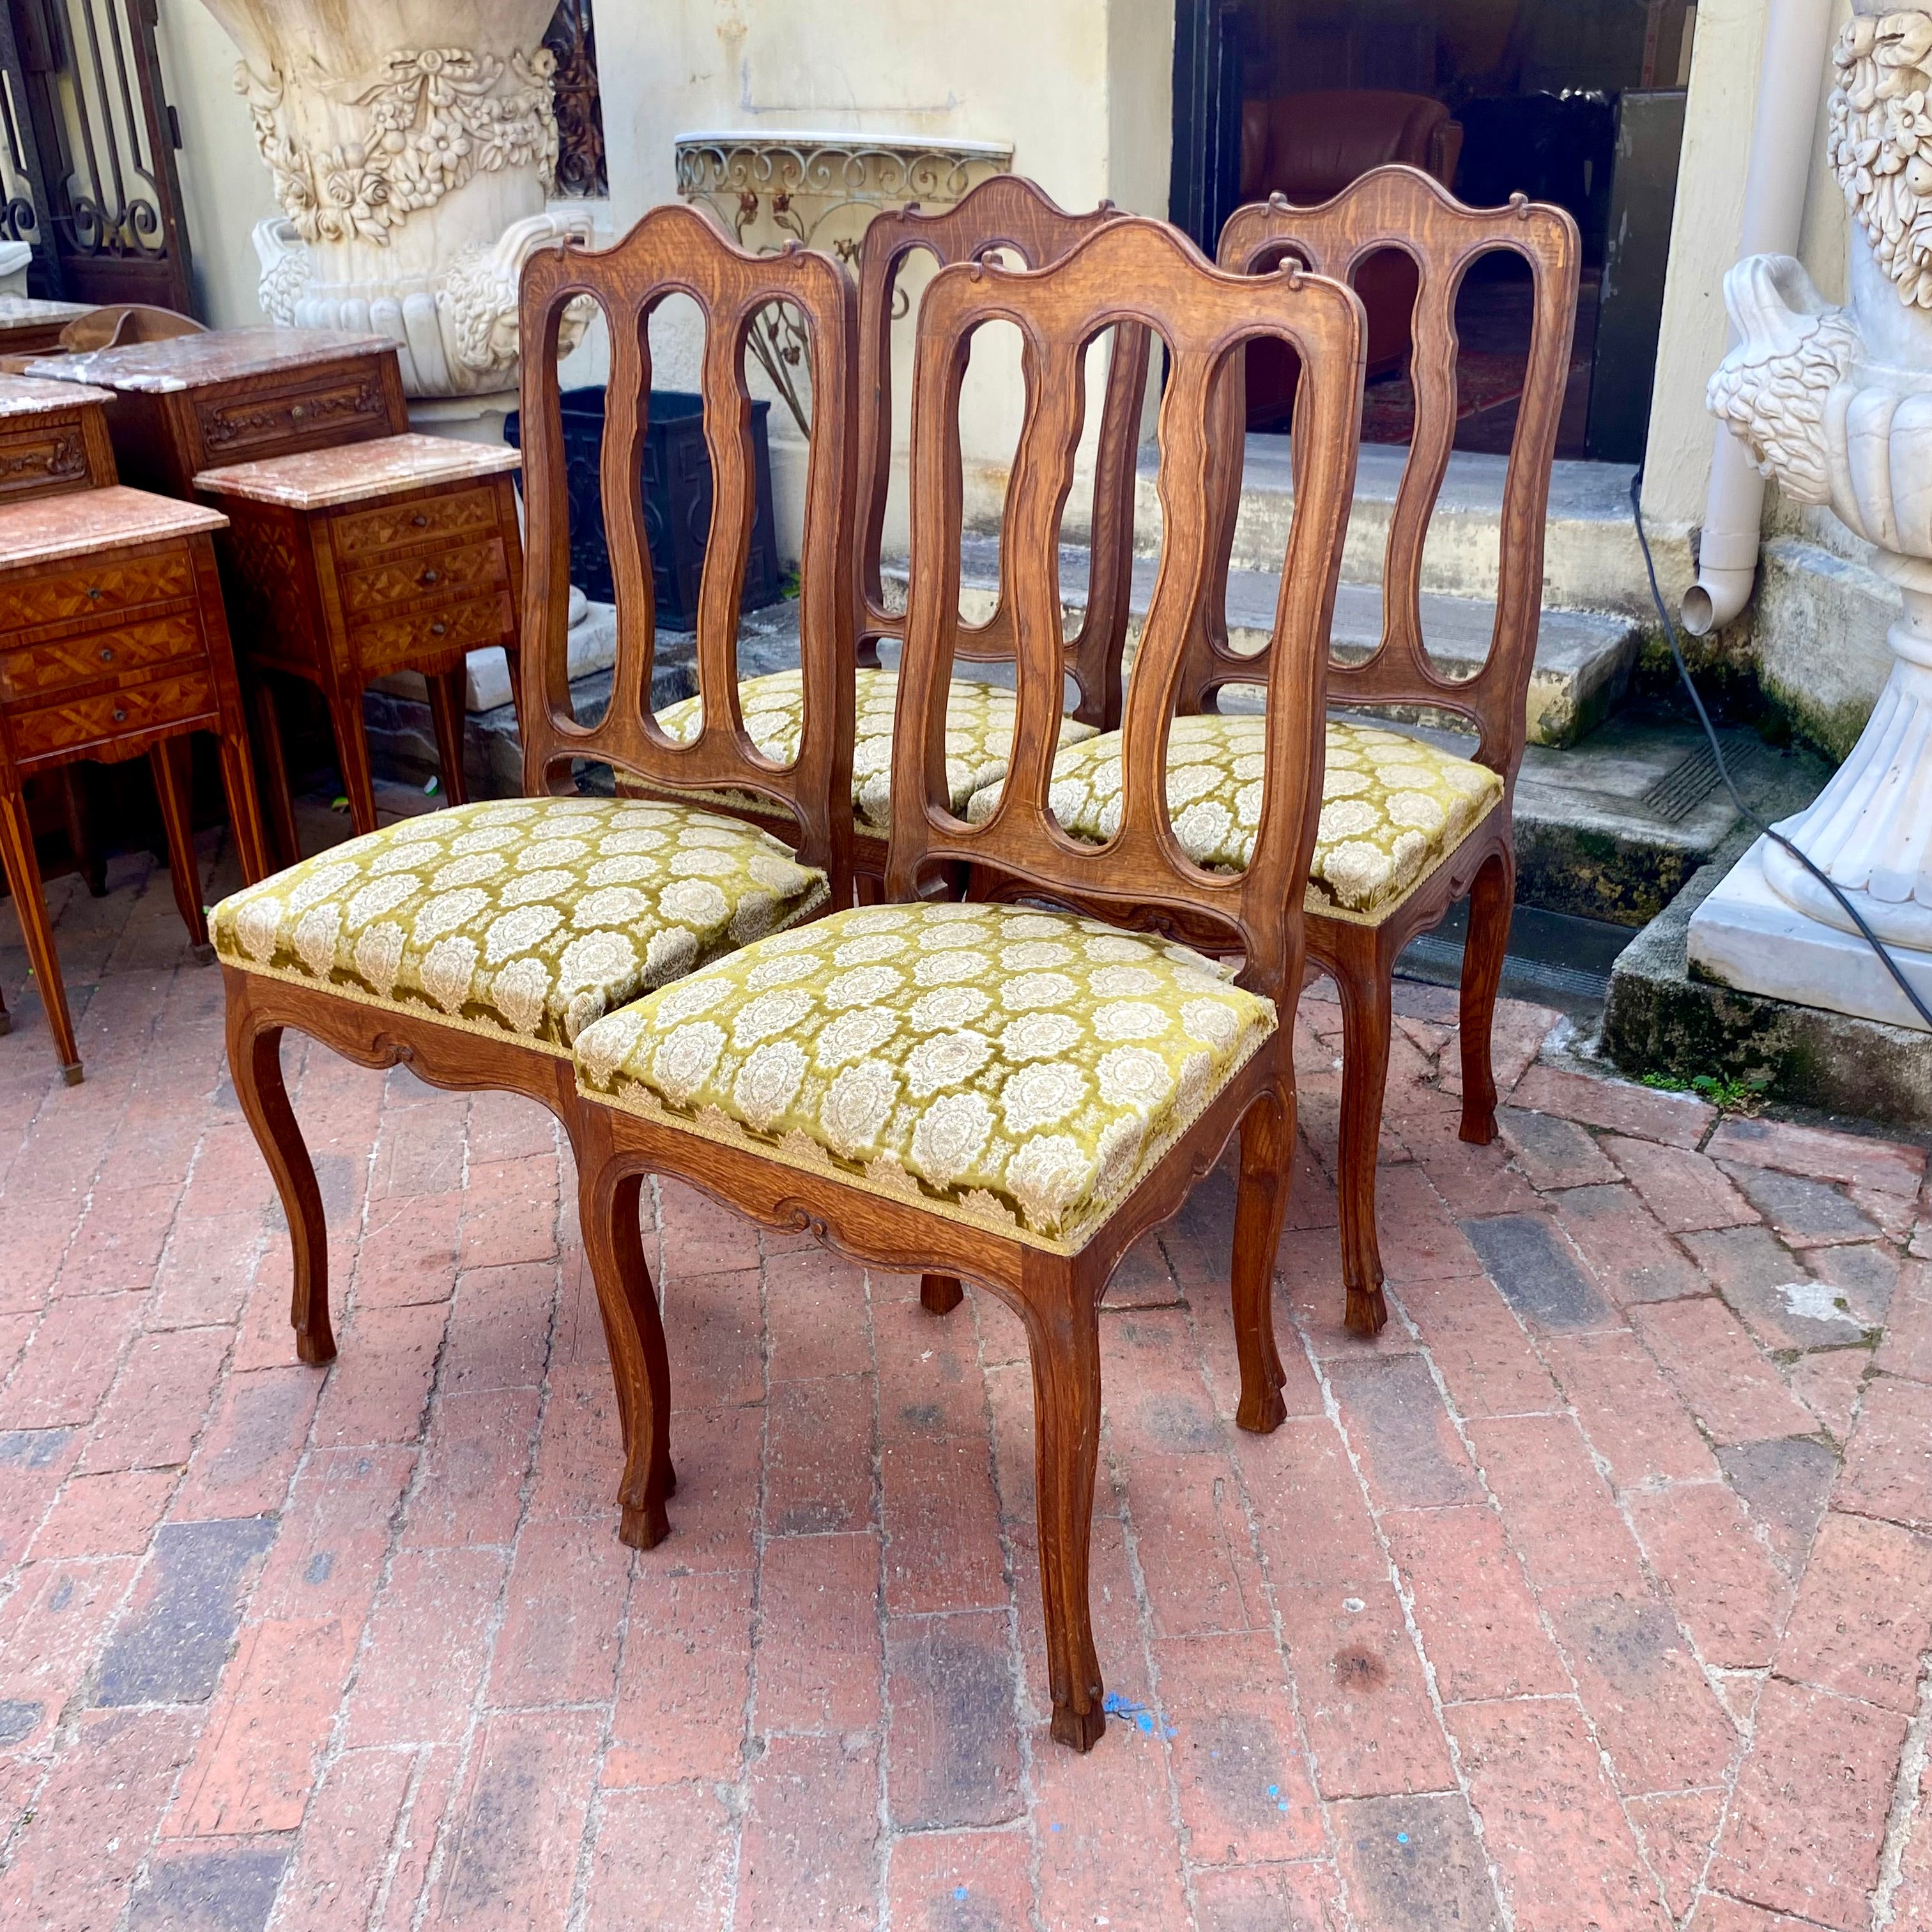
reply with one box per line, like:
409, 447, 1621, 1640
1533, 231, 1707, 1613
1, 834, 1929, 1930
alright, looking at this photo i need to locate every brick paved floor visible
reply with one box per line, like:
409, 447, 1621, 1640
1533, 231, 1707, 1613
2, 826, 1931, 1931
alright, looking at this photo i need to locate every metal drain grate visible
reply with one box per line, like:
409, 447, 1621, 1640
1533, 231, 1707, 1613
1640, 740, 1765, 824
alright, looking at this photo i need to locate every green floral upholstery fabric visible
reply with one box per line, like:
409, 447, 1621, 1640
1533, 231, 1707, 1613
574, 903, 1275, 1252
211, 797, 827, 1052
656, 666, 1099, 834
965, 714, 1502, 916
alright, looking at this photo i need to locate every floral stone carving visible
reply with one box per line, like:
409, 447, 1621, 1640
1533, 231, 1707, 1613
1690, 4, 1932, 1027
197, 1, 588, 398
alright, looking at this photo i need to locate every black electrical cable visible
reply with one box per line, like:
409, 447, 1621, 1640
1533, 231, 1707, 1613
1629, 469, 1932, 1031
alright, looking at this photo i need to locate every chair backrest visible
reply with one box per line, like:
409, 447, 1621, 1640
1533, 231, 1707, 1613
1209, 165, 1579, 782
518, 204, 859, 896
884, 217, 1364, 1010
855, 175, 1151, 728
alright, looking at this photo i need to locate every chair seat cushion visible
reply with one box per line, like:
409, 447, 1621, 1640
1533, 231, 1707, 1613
211, 797, 827, 1052
965, 715, 1503, 916
655, 666, 1100, 833
573, 902, 1276, 1252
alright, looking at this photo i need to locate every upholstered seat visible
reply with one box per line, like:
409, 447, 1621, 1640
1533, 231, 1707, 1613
211, 796, 827, 1052
967, 714, 1502, 917
572, 901, 1274, 1252
656, 666, 1100, 832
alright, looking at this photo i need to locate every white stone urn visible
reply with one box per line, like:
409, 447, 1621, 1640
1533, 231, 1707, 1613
199, 0, 590, 399
1690, 5, 1932, 1027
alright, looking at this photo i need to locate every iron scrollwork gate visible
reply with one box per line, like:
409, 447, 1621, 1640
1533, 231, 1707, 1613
0, 0, 194, 310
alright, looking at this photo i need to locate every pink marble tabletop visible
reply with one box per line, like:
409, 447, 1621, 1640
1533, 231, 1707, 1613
24, 326, 396, 394
194, 431, 521, 510
0, 295, 91, 334
0, 372, 113, 418
0, 484, 226, 572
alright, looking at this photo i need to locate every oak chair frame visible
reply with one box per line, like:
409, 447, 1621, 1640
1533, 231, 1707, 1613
574, 217, 1365, 1752
854, 176, 1150, 732
223, 206, 859, 1421
1208, 167, 1580, 1333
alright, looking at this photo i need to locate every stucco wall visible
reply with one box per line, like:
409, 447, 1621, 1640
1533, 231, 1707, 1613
154, 0, 280, 330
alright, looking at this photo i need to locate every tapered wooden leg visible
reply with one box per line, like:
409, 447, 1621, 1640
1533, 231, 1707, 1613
1026, 1272, 1106, 1751
57, 767, 105, 896
1231, 1085, 1293, 1432
1333, 939, 1395, 1337
325, 685, 379, 838
1459, 846, 1514, 1147
500, 643, 523, 733
0, 781, 80, 1081
579, 1123, 675, 1550
216, 723, 272, 887
921, 1273, 963, 1315
250, 680, 301, 869
224, 978, 334, 1363
150, 738, 211, 960
424, 666, 470, 806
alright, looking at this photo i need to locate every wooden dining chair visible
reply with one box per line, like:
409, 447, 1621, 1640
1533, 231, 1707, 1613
965, 169, 1579, 1336
657, 174, 1150, 871
209, 205, 859, 1383
1209, 169, 1579, 1335
567, 217, 1366, 1751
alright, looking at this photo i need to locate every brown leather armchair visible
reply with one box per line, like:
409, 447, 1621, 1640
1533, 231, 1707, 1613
1238, 91, 1464, 425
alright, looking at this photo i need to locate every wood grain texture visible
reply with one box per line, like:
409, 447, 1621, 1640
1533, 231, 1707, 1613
577, 216, 1366, 1752
1216, 167, 1579, 1330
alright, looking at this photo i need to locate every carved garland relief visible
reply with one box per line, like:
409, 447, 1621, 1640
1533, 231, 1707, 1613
235, 47, 562, 248
1829, 9, 1932, 308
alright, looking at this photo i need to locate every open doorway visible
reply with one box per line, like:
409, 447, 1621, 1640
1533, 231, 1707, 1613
1170, 0, 1694, 461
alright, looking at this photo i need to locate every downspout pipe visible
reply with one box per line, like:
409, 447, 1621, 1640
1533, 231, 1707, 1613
1681, 0, 1837, 636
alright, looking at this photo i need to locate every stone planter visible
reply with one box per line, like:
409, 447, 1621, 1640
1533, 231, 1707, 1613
197, 0, 590, 399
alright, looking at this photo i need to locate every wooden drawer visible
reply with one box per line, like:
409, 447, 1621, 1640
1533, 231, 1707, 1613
351, 593, 510, 677
197, 365, 392, 463
0, 611, 204, 702
0, 548, 196, 632
341, 535, 505, 618
0, 416, 93, 504
332, 484, 500, 559
8, 668, 213, 762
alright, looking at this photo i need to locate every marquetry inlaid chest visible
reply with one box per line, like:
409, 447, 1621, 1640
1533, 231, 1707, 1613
192, 433, 525, 857
0, 484, 268, 1082
24, 326, 409, 495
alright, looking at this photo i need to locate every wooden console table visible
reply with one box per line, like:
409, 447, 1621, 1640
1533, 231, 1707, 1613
193, 434, 525, 856
0, 481, 268, 1082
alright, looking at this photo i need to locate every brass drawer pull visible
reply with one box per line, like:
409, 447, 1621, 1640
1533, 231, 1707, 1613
419, 567, 441, 586
86, 586, 101, 601
430, 620, 447, 636
411, 513, 429, 528
112, 707, 127, 723
98, 647, 114, 663
289, 402, 309, 424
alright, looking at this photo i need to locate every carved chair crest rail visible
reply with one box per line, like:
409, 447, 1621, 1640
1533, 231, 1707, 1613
565, 215, 1367, 1753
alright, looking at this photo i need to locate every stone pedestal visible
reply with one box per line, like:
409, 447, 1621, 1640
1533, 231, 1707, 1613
1689, 8, 1932, 1035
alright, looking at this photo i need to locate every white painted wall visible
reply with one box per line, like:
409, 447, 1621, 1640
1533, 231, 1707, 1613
154, 0, 280, 328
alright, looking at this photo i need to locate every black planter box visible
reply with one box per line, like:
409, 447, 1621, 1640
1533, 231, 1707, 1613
504, 387, 783, 630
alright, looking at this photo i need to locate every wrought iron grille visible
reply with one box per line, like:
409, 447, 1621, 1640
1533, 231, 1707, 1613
5, 0, 193, 310
544, 0, 606, 199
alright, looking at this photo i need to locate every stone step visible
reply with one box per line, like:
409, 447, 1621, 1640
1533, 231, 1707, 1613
1131, 437, 1681, 621
882, 534, 1642, 748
